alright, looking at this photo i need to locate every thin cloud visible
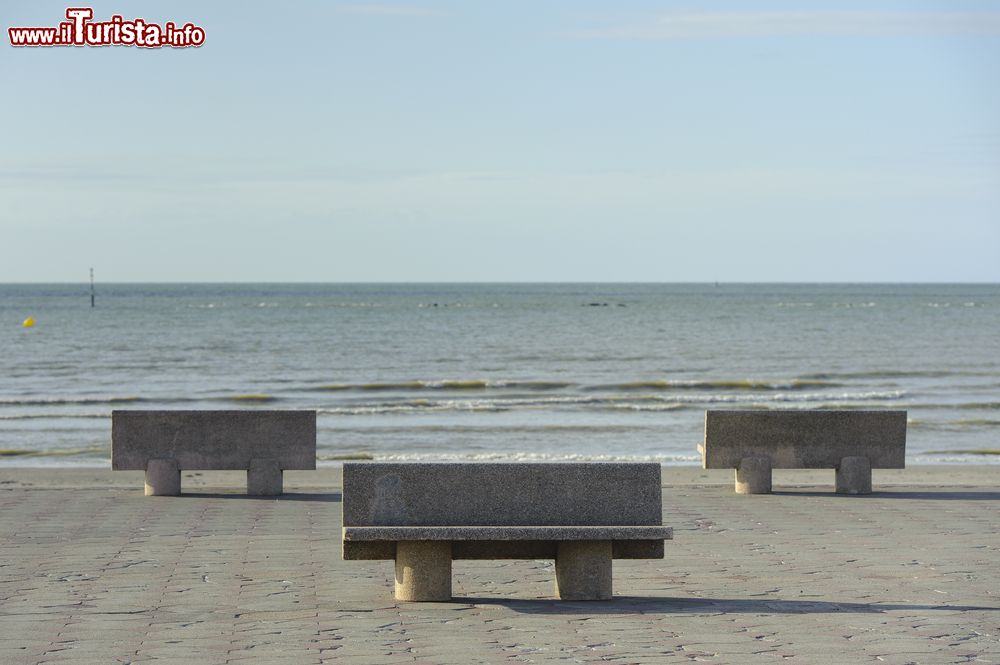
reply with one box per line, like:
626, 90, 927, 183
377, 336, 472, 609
335, 4, 438, 17
576, 11, 1000, 40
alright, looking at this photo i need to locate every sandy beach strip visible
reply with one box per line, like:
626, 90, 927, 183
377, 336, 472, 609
0, 465, 997, 664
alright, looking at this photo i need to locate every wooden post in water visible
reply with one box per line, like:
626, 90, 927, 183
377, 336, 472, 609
90, 268, 95, 308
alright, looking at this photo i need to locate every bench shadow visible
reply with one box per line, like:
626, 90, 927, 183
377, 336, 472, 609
454, 595, 1000, 615
180, 492, 341, 502
770, 490, 1000, 500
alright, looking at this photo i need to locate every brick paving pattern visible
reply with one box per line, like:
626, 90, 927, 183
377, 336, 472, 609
0, 469, 997, 664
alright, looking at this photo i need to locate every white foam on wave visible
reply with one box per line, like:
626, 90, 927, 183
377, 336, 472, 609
315, 390, 907, 415
0, 413, 106, 420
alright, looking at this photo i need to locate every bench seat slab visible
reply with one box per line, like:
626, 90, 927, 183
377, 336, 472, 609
344, 539, 666, 561
344, 525, 673, 542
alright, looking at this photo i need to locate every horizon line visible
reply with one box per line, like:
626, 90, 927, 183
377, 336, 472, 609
2, 280, 998, 286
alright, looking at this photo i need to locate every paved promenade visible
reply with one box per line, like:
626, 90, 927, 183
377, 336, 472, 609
1, 466, 997, 664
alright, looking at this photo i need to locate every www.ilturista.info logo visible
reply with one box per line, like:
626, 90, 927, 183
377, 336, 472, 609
8, 7, 205, 48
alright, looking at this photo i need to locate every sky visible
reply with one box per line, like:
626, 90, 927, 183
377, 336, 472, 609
1, 1, 999, 282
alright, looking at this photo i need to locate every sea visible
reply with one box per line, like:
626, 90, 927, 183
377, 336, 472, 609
1, 283, 998, 467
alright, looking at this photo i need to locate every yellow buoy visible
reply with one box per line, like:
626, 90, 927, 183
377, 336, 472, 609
22, 317, 35, 328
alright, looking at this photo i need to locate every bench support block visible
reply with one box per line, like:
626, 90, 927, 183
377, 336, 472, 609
836, 456, 872, 495
247, 458, 283, 496
144, 458, 180, 496
395, 541, 452, 602
735, 456, 772, 494
555, 540, 612, 600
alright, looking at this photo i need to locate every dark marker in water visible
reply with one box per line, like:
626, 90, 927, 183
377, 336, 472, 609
90, 268, 95, 307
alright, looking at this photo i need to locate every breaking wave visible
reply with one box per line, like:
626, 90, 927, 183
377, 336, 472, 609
0, 396, 145, 406
316, 390, 907, 415
800, 370, 991, 380
586, 379, 839, 391
0, 445, 107, 458
312, 380, 574, 392
0, 413, 106, 420
907, 418, 1000, 431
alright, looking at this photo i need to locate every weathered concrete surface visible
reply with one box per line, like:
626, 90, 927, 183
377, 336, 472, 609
837, 455, 873, 495
342, 462, 663, 527
736, 456, 773, 495
343, 525, 674, 541
247, 458, 284, 496
343, 463, 669, 601
555, 541, 613, 601
703, 410, 907, 469
394, 541, 452, 602
143, 458, 180, 496
112, 410, 317, 471
0, 466, 998, 664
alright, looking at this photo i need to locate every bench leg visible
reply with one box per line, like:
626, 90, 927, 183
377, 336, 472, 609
144, 459, 180, 496
395, 541, 452, 602
247, 458, 283, 496
735, 456, 772, 494
836, 456, 872, 495
555, 541, 612, 600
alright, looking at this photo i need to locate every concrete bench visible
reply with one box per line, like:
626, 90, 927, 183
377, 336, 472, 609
342, 462, 673, 602
112, 410, 316, 496
700, 410, 906, 495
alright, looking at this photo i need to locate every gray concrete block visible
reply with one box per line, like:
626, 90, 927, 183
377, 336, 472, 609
247, 458, 283, 496
395, 541, 451, 601
342, 462, 662, 527
555, 541, 613, 600
735, 456, 772, 494
702, 410, 906, 469
144, 458, 180, 496
836, 456, 873, 495
112, 410, 316, 471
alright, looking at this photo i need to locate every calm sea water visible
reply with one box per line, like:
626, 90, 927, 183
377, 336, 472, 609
1, 283, 998, 466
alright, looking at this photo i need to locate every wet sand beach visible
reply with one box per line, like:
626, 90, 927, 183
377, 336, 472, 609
1, 466, 997, 664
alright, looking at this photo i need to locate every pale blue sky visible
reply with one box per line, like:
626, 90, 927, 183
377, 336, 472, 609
2, 1, 998, 282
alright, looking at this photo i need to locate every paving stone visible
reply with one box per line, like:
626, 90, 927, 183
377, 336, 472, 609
0, 468, 997, 663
